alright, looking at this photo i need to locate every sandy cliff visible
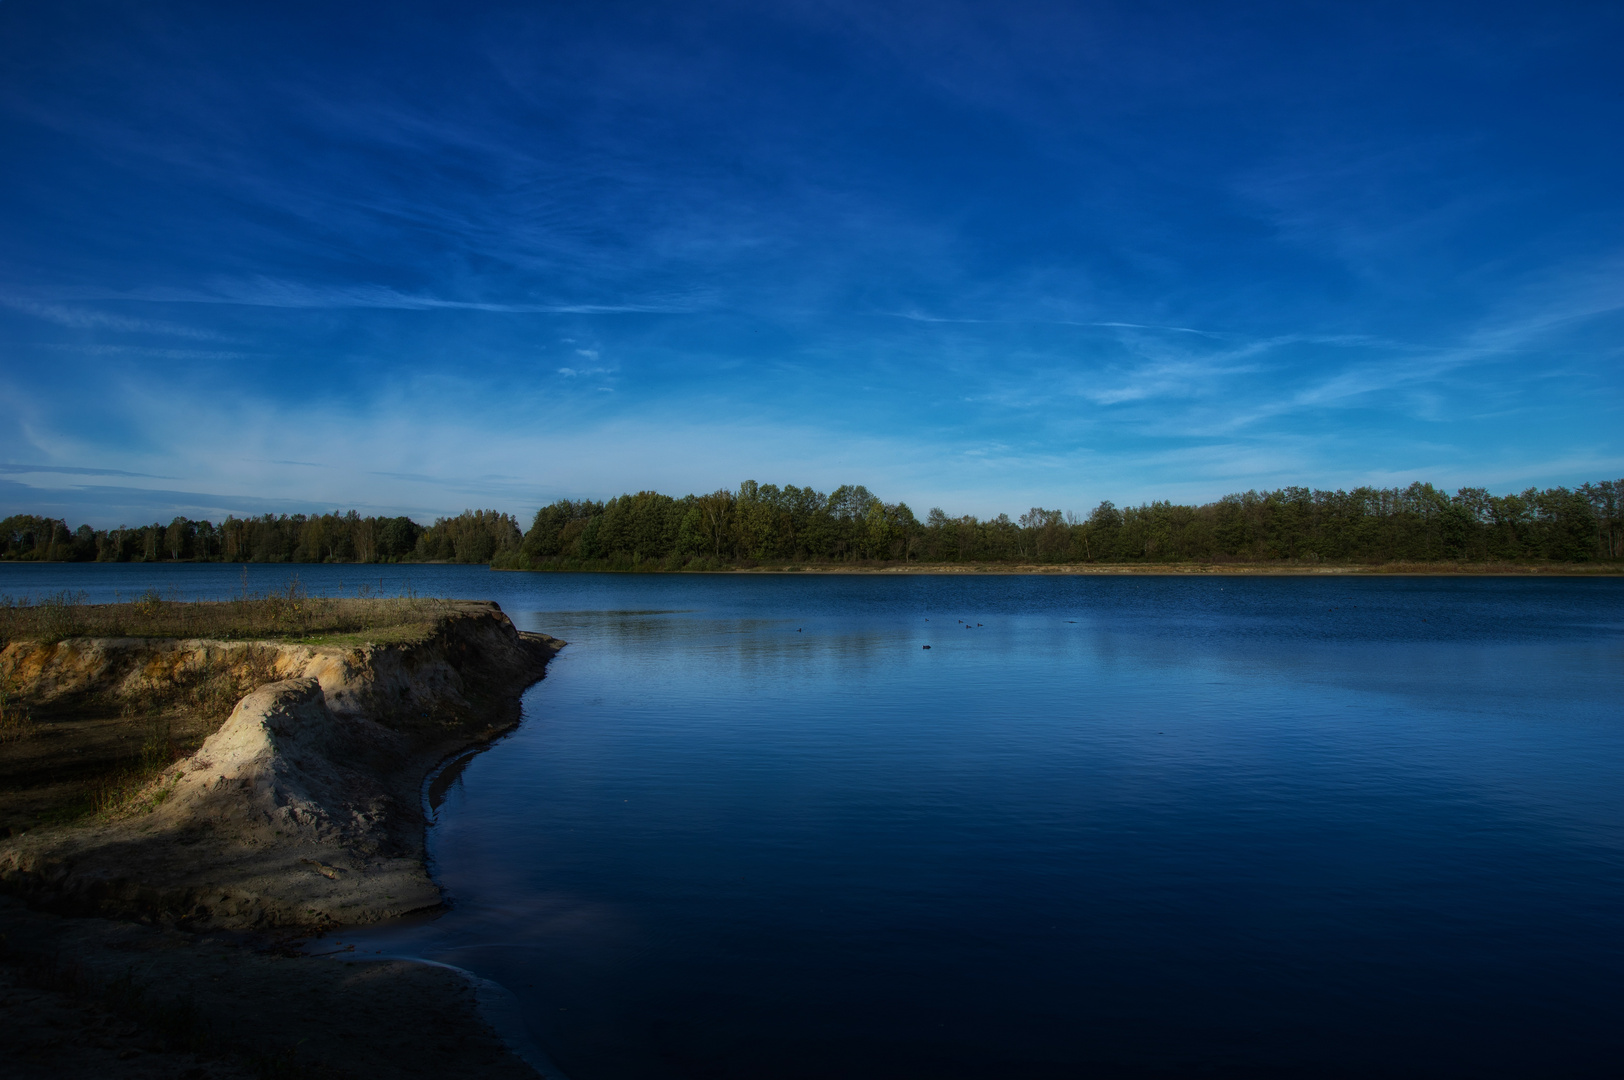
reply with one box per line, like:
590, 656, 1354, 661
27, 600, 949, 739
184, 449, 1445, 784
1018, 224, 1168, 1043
0, 601, 561, 929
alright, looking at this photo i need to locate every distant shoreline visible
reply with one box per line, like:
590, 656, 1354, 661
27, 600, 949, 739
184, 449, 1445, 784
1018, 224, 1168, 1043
8, 475, 1624, 570
1, 558, 1615, 578
497, 561, 1624, 577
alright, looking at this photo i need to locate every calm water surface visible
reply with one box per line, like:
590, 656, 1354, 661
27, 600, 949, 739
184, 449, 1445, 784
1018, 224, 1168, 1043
5, 565, 1623, 1077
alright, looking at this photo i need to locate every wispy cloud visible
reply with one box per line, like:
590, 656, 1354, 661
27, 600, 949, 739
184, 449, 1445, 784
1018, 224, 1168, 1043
0, 295, 228, 340
35, 343, 248, 361
0, 462, 174, 479
881, 311, 1225, 338
84, 279, 695, 315
0, 477, 439, 524
0, 1, 1618, 521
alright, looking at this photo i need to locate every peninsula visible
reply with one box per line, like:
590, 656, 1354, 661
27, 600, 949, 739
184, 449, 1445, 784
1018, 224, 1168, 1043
0, 593, 563, 1077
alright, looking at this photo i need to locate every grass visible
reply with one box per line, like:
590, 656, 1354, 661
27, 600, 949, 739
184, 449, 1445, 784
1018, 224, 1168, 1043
0, 580, 507, 831
0, 671, 36, 743
58, 649, 285, 821
0, 576, 460, 646
27, 643, 287, 823
0, 580, 469, 826
78, 714, 191, 820
28, 714, 201, 827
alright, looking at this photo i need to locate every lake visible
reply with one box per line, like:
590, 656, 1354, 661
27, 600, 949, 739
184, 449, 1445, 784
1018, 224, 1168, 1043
3, 564, 1622, 1077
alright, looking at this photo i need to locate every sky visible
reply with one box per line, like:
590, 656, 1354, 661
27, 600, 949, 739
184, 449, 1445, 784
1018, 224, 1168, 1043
1, 0, 1621, 527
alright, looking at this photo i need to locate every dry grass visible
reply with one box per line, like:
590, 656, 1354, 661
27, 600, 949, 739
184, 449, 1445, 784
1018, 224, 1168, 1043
82, 715, 189, 819
0, 671, 35, 743
85, 651, 291, 819
1, 581, 477, 827
0, 578, 459, 646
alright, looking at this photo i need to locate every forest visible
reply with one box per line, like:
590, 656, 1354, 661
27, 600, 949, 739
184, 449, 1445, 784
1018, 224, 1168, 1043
0, 509, 520, 566
3, 479, 1620, 568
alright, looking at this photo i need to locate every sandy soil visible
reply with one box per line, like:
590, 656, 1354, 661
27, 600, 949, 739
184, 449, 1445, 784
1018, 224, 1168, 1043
0, 896, 538, 1078
0, 604, 562, 928
0, 602, 565, 1077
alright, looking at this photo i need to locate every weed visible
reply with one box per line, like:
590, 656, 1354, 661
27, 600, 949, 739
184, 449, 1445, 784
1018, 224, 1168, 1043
141, 714, 175, 770
79, 713, 198, 819
132, 588, 164, 621
1, 590, 454, 645
0, 673, 36, 743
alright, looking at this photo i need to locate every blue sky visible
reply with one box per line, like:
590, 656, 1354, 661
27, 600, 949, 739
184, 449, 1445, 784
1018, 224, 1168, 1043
1, 0, 1621, 526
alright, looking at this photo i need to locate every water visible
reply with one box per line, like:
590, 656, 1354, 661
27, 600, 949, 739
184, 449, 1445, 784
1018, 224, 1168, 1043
4, 564, 1623, 1077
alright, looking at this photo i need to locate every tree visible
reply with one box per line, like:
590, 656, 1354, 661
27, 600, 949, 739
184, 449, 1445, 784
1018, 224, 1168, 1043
697, 489, 736, 558
163, 517, 190, 560
1019, 507, 1065, 560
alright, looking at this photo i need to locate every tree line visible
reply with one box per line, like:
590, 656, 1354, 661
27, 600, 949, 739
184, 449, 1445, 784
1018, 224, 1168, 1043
0, 509, 520, 565
2, 479, 1620, 568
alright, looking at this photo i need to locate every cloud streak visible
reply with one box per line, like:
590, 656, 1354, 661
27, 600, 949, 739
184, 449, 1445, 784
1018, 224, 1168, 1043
0, 462, 174, 480
65, 280, 696, 315
0, 2, 1619, 522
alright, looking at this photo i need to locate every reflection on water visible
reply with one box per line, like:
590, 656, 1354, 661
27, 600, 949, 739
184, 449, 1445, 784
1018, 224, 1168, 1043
3, 566, 1621, 1078
536, 611, 922, 677
425, 746, 489, 815
359, 577, 1621, 1080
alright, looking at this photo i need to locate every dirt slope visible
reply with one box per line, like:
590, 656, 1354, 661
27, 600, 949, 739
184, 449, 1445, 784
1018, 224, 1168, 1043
0, 601, 562, 930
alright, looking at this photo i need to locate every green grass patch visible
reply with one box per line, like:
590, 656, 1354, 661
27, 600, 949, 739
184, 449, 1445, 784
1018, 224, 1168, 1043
0, 579, 459, 646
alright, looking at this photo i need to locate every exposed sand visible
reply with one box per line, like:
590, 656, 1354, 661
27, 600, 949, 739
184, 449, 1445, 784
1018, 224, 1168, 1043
0, 896, 540, 1079
0, 602, 564, 1077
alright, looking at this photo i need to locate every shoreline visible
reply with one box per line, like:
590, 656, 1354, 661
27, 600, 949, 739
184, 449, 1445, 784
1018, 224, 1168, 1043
496, 561, 1624, 576
1, 558, 1615, 577
0, 601, 564, 1077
